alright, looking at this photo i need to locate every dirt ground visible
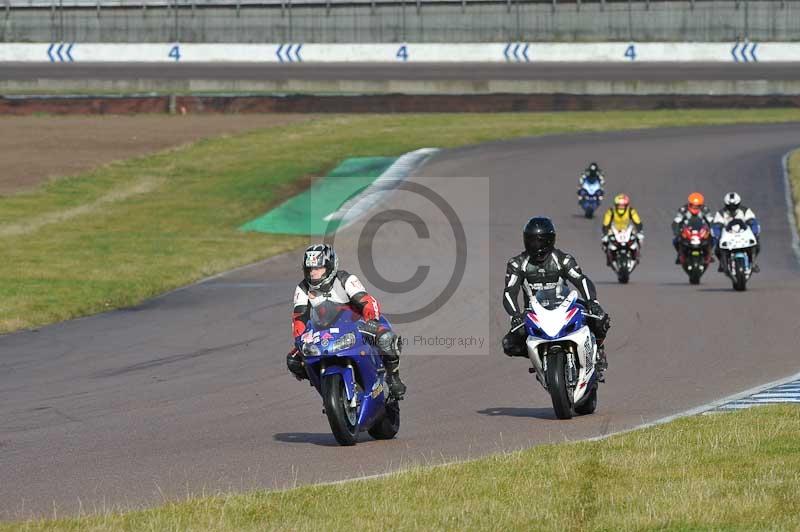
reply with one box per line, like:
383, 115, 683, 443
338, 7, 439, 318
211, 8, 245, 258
0, 114, 314, 195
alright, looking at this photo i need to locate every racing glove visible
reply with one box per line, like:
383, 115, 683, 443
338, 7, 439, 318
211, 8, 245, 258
510, 313, 525, 331
587, 300, 611, 333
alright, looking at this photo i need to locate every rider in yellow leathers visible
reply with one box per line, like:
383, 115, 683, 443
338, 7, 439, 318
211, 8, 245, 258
601, 194, 644, 266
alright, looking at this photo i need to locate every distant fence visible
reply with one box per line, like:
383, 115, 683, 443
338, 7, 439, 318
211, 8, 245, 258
1, 1, 798, 43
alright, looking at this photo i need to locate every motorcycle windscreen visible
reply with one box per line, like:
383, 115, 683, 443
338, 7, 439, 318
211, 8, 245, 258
534, 284, 572, 311
310, 300, 349, 329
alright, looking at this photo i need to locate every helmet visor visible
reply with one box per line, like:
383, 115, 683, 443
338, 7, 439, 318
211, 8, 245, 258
524, 233, 555, 258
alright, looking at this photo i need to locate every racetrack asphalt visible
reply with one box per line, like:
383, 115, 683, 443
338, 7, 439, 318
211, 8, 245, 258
2, 123, 800, 519
1, 62, 799, 82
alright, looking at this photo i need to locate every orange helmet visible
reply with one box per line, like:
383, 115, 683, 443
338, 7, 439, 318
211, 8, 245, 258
614, 193, 630, 210
687, 192, 705, 215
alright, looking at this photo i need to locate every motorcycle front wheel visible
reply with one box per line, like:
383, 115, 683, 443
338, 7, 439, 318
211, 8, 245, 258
546, 350, 573, 420
687, 258, 703, 284
733, 256, 748, 291
617, 265, 630, 284
322, 373, 359, 446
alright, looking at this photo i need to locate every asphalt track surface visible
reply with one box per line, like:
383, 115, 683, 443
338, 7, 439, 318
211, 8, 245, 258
2, 123, 800, 519
1, 62, 799, 82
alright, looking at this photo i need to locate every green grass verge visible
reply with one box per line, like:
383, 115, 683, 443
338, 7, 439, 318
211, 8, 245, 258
2, 109, 800, 334
788, 149, 800, 233
6, 405, 799, 531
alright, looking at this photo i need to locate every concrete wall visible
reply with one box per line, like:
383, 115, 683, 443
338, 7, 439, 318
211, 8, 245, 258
1, 1, 798, 43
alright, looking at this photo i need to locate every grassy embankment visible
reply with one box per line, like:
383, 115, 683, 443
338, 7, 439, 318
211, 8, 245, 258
788, 149, 800, 235
5, 405, 799, 531
3, 109, 800, 334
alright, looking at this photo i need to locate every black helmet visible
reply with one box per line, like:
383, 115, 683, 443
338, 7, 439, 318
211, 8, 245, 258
586, 162, 600, 177
523, 217, 556, 262
302, 244, 338, 290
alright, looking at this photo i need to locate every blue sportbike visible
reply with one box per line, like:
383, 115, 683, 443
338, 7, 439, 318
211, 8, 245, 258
296, 300, 400, 446
577, 180, 604, 219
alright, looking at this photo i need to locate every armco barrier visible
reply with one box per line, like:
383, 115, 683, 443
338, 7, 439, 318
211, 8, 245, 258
1, 42, 798, 63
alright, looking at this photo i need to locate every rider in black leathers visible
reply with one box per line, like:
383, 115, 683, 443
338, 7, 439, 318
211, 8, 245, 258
502, 217, 611, 376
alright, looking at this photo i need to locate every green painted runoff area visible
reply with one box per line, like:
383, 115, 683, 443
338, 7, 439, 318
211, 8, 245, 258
240, 157, 396, 235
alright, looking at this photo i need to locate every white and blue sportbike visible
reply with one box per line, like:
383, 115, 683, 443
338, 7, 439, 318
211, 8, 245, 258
577, 180, 604, 219
523, 285, 601, 419
718, 219, 758, 291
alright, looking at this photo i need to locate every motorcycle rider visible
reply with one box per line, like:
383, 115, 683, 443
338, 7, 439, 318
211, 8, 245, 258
577, 162, 606, 197
601, 193, 644, 266
502, 217, 611, 378
712, 192, 761, 273
672, 192, 714, 265
287, 244, 406, 398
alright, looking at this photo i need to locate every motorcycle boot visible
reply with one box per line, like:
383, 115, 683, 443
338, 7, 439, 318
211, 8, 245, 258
286, 348, 308, 381
379, 333, 406, 400
383, 357, 407, 400
596, 341, 608, 382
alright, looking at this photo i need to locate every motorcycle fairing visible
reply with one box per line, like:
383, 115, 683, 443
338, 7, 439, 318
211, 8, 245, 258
298, 305, 390, 432
523, 290, 597, 405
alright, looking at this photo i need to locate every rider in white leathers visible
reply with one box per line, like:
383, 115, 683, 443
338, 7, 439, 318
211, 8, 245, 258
712, 192, 761, 272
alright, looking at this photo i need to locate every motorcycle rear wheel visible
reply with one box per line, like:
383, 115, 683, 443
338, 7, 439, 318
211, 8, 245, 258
584, 208, 594, 219
368, 400, 400, 440
322, 373, 359, 446
546, 351, 573, 420
617, 267, 630, 284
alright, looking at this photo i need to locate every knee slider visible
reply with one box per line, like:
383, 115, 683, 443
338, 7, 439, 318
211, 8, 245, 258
377, 330, 401, 359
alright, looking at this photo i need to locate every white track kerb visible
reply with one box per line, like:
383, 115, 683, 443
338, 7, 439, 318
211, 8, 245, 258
323, 148, 439, 230
2, 42, 800, 63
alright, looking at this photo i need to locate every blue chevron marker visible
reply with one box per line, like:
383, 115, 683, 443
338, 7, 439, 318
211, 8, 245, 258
294, 43, 303, 62
709, 377, 800, 413
503, 43, 512, 61
731, 41, 740, 62
740, 42, 750, 63
749, 42, 758, 62
66, 43, 74, 62
56, 43, 65, 62
47, 43, 55, 62
276, 43, 285, 62
522, 43, 530, 62
286, 43, 294, 62
513, 43, 521, 61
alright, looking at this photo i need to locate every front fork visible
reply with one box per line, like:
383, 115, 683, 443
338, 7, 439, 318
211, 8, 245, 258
540, 347, 579, 390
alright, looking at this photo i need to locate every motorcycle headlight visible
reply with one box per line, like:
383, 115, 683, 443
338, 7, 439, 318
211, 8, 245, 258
329, 333, 356, 353
302, 343, 320, 357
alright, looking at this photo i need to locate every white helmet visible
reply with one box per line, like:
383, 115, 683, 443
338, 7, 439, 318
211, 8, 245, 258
723, 192, 741, 214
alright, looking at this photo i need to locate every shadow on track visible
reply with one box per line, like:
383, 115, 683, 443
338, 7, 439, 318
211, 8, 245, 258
476, 407, 557, 420
273, 432, 342, 447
